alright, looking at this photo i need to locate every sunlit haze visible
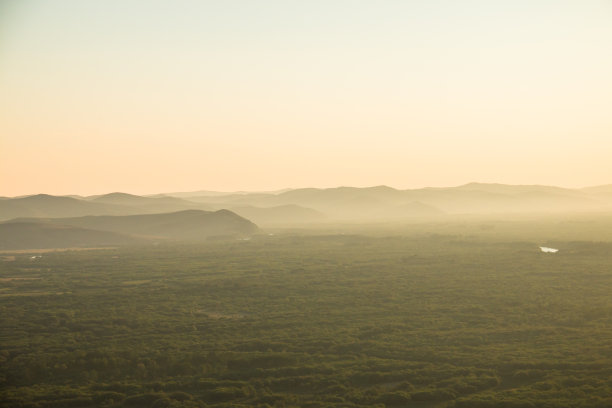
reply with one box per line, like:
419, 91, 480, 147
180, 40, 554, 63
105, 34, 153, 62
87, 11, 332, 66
1, 0, 611, 196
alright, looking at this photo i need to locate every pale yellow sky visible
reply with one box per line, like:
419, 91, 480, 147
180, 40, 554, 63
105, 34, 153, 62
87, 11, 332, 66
1, 1, 611, 196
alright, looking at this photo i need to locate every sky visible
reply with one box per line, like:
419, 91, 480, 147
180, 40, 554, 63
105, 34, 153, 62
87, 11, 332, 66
1, 0, 611, 196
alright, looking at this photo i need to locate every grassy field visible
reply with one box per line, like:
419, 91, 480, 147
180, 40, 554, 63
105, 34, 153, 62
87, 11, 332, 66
2, 220, 612, 407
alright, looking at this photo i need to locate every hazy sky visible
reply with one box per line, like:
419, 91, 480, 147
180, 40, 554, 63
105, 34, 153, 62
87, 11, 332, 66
1, 0, 611, 196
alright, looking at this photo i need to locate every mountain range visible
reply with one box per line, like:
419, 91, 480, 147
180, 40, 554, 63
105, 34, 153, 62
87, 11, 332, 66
3, 183, 612, 222
2, 183, 612, 249
159, 183, 612, 218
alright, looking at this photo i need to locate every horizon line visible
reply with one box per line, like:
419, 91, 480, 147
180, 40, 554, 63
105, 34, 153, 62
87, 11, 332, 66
3, 181, 611, 199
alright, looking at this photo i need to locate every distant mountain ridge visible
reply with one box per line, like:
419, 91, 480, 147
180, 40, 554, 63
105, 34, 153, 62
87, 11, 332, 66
2, 183, 611, 229
0, 193, 210, 221
0, 194, 130, 221
174, 183, 609, 217
87, 192, 211, 213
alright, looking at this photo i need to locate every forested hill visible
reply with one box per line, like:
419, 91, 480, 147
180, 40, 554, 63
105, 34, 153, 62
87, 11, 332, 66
0, 222, 143, 250
0, 210, 259, 249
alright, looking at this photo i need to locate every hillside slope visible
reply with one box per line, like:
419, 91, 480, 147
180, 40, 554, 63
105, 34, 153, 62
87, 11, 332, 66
7, 210, 259, 241
0, 222, 143, 250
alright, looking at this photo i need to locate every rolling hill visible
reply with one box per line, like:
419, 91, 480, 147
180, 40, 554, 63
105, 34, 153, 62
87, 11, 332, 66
0, 222, 143, 250
5, 209, 259, 242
